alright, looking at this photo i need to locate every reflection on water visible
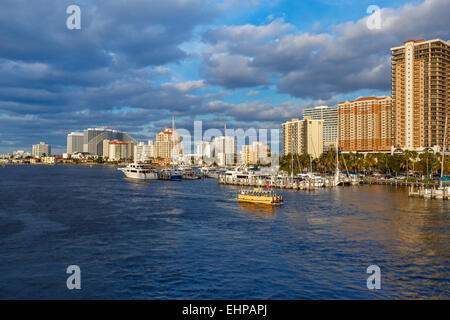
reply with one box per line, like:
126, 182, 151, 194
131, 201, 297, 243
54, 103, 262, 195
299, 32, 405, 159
0, 165, 448, 299
238, 202, 278, 220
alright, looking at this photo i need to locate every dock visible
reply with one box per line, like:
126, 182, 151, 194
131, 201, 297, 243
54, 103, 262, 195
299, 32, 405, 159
218, 174, 336, 190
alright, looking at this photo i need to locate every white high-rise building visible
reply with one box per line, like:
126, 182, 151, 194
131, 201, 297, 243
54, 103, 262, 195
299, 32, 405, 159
134, 140, 154, 162
67, 132, 84, 155
303, 106, 338, 152
32, 142, 51, 158
212, 136, 236, 167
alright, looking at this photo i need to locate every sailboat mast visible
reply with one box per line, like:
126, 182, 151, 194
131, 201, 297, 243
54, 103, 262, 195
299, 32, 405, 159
172, 115, 175, 165
440, 114, 448, 188
223, 123, 227, 167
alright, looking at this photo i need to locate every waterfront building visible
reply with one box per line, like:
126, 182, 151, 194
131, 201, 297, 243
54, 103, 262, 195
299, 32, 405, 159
82, 128, 135, 157
212, 136, 236, 167
108, 140, 131, 161
391, 39, 450, 150
66, 132, 84, 155
282, 117, 323, 159
13, 150, 31, 159
303, 106, 338, 152
239, 141, 270, 165
155, 126, 182, 160
102, 139, 110, 159
338, 96, 392, 152
32, 142, 51, 158
134, 140, 154, 162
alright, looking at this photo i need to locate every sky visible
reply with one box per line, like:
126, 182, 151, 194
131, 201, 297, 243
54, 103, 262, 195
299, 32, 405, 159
0, 0, 449, 154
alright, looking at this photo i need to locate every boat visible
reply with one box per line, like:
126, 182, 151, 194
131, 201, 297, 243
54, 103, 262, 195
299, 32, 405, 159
178, 166, 201, 180
118, 163, 158, 180
158, 168, 182, 181
238, 187, 283, 205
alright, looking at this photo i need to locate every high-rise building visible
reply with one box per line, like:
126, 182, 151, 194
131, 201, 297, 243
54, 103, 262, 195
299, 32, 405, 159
282, 117, 323, 159
66, 132, 84, 155
338, 96, 392, 152
134, 140, 154, 162
391, 39, 450, 150
303, 106, 338, 152
32, 142, 51, 157
238, 141, 270, 165
82, 128, 135, 156
212, 136, 236, 167
108, 140, 132, 161
155, 127, 182, 160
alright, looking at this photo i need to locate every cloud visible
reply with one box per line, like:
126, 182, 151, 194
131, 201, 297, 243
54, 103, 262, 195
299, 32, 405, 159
201, 0, 450, 98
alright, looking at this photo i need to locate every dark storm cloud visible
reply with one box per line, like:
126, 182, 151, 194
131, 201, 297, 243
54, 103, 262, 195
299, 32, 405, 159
0, 0, 217, 151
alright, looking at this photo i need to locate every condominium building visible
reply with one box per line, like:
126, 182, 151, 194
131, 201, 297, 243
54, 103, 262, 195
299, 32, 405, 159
66, 132, 84, 154
281, 117, 323, 158
303, 106, 338, 152
391, 39, 450, 150
238, 141, 270, 165
338, 96, 392, 152
82, 128, 135, 156
134, 140, 154, 162
212, 136, 236, 167
155, 127, 182, 160
108, 140, 132, 161
32, 142, 51, 157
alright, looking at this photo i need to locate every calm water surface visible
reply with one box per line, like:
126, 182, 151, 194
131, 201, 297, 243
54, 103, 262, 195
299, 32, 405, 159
0, 165, 448, 299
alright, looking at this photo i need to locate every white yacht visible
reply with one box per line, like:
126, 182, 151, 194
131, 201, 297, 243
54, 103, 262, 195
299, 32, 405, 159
118, 163, 158, 180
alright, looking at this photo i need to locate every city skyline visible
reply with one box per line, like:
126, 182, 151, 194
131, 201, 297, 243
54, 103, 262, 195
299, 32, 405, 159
1, 0, 449, 154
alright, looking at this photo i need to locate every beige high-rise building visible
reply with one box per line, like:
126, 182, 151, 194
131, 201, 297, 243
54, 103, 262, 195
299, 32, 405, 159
391, 39, 450, 150
282, 117, 323, 159
239, 141, 270, 165
155, 127, 182, 160
338, 96, 392, 152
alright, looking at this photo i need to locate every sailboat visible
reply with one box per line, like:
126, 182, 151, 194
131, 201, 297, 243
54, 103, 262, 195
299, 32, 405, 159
410, 114, 449, 199
333, 142, 351, 186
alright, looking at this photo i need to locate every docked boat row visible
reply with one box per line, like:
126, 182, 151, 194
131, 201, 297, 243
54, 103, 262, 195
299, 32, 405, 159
118, 163, 203, 181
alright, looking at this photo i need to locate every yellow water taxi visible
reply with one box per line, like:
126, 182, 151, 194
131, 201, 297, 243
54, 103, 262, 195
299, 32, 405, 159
238, 187, 283, 205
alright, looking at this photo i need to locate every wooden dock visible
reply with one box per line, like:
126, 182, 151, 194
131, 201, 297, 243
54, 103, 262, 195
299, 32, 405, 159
408, 186, 449, 200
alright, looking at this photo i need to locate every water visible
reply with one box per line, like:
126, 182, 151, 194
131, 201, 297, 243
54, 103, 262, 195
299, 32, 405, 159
0, 165, 448, 299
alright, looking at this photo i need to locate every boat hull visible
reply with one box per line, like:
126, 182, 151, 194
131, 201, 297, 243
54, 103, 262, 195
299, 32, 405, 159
238, 194, 283, 205
119, 169, 158, 180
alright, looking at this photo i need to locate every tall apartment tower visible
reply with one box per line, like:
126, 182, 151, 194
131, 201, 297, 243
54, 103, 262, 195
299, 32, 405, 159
391, 39, 450, 150
303, 106, 338, 152
155, 127, 182, 160
67, 132, 84, 154
282, 117, 324, 159
338, 97, 392, 152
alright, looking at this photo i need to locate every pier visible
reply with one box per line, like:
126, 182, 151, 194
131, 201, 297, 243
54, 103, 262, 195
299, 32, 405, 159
218, 174, 336, 190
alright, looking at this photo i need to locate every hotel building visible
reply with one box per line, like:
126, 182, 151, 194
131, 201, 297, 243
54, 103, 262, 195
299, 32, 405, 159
134, 140, 155, 163
282, 117, 324, 159
155, 127, 182, 160
212, 136, 236, 167
66, 132, 84, 154
303, 106, 338, 152
32, 142, 51, 158
239, 141, 270, 165
338, 96, 392, 152
81, 128, 135, 157
391, 39, 450, 150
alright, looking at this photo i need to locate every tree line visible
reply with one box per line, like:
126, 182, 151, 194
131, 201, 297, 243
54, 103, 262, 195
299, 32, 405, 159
279, 150, 450, 177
